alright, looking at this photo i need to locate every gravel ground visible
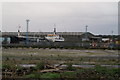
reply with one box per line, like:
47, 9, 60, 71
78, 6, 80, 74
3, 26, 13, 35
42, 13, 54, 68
2, 48, 119, 65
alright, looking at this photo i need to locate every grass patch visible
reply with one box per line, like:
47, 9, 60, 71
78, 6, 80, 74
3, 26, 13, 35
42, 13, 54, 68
61, 71, 77, 78
25, 74, 37, 78
66, 63, 77, 71
40, 72, 60, 78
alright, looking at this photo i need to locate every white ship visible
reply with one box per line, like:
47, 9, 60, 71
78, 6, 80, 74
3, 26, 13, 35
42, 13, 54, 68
45, 28, 65, 42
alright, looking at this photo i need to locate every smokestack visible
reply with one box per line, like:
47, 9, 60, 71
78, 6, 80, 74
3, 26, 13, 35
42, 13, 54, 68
17, 26, 21, 37
54, 28, 56, 34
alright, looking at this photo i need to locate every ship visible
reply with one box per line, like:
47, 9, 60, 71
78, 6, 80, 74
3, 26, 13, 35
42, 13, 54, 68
45, 28, 65, 42
17, 27, 44, 42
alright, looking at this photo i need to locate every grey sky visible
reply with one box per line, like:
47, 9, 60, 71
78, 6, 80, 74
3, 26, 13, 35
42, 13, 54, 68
2, 2, 118, 35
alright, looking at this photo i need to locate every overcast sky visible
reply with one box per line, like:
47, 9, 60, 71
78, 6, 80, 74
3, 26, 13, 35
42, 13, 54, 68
2, 2, 118, 35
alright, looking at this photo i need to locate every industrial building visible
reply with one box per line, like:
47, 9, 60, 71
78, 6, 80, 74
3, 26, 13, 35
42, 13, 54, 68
1, 31, 119, 49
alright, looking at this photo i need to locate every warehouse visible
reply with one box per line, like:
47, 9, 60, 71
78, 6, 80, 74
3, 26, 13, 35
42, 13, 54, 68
1, 32, 119, 49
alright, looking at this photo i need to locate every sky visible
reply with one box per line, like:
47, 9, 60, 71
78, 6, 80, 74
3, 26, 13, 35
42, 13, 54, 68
1, 2, 118, 35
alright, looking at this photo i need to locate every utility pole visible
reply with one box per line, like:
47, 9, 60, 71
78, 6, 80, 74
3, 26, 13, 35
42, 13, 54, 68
26, 19, 30, 45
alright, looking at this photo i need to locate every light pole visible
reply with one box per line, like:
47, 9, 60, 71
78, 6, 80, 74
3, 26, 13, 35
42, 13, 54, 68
85, 25, 88, 41
111, 30, 114, 42
85, 25, 88, 33
26, 19, 30, 45
110, 30, 114, 49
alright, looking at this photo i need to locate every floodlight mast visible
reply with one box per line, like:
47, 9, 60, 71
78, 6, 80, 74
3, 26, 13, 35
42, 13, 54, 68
85, 25, 88, 41
86, 25, 88, 33
26, 19, 30, 45
111, 30, 114, 42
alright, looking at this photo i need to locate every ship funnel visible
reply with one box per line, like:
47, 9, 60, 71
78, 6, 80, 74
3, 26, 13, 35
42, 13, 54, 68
18, 30, 20, 36
17, 26, 21, 37
54, 28, 56, 34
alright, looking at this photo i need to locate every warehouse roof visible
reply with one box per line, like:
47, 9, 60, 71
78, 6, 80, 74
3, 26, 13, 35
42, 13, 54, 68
1, 32, 93, 37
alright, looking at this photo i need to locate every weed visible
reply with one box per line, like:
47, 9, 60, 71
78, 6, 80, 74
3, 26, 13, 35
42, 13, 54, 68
36, 62, 45, 70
